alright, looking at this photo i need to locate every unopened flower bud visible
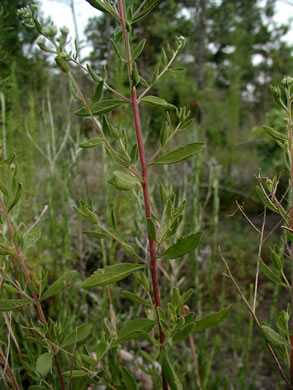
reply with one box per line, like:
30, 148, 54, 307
282, 76, 293, 88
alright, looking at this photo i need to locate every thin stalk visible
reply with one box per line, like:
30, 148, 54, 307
219, 248, 291, 388
253, 207, 266, 314
286, 86, 293, 387
0, 348, 20, 390
117, 1, 167, 389
0, 195, 66, 390
0, 92, 6, 159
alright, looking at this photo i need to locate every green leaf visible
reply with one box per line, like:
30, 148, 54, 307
28, 386, 47, 390
262, 325, 289, 346
86, 64, 101, 82
36, 353, 53, 377
0, 299, 31, 311
63, 369, 89, 377
86, 0, 118, 18
260, 260, 283, 286
193, 305, 232, 331
119, 318, 155, 341
172, 323, 194, 344
110, 39, 125, 62
122, 290, 151, 306
24, 230, 41, 251
92, 80, 104, 103
161, 232, 202, 259
0, 178, 8, 196
61, 323, 92, 348
81, 263, 146, 288
169, 67, 186, 73
79, 137, 104, 148
75, 99, 128, 117
40, 270, 79, 301
122, 367, 138, 390
150, 142, 204, 165
147, 218, 156, 241
132, 39, 146, 60
84, 231, 111, 239
141, 95, 176, 110
161, 349, 183, 390
132, 0, 160, 23
255, 186, 278, 213
109, 170, 141, 191
8, 182, 22, 212
263, 125, 290, 143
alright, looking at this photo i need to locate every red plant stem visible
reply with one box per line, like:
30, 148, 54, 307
0, 196, 66, 390
117, 1, 168, 389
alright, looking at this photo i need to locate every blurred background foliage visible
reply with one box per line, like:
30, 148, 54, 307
1, 0, 293, 388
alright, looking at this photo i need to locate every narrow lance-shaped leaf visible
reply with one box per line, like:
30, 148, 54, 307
161, 232, 202, 259
132, 39, 146, 60
132, 0, 160, 23
75, 99, 128, 117
172, 323, 194, 344
141, 95, 176, 110
255, 185, 278, 213
122, 290, 151, 306
118, 318, 155, 341
262, 324, 289, 346
109, 170, 142, 191
86, 0, 118, 18
81, 263, 147, 288
0, 299, 31, 312
40, 270, 79, 301
79, 137, 104, 149
92, 80, 104, 103
122, 367, 138, 390
61, 323, 92, 348
63, 370, 89, 377
193, 305, 232, 331
8, 182, 22, 212
161, 349, 183, 390
260, 260, 284, 287
263, 125, 290, 143
110, 39, 125, 62
150, 142, 205, 165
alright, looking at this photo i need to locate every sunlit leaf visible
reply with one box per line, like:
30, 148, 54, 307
262, 325, 289, 346
36, 353, 53, 377
81, 263, 147, 288
40, 271, 79, 301
119, 318, 155, 341
79, 137, 104, 148
0, 299, 31, 312
141, 95, 176, 110
161, 349, 183, 390
161, 232, 202, 259
150, 143, 204, 165
109, 170, 141, 191
75, 99, 128, 117
61, 323, 92, 348
193, 305, 232, 331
